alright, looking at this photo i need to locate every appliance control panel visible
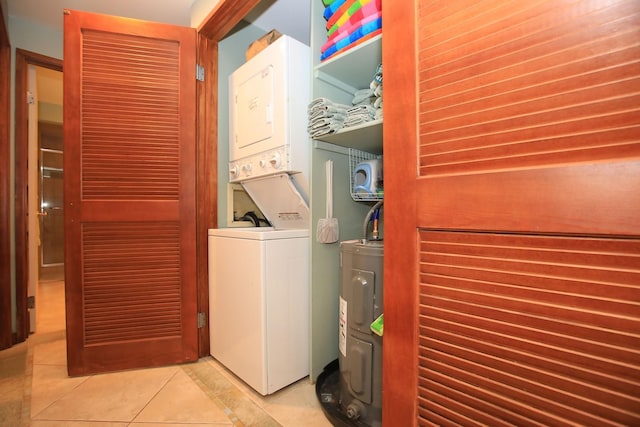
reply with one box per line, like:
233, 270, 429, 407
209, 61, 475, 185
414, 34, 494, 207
229, 147, 293, 182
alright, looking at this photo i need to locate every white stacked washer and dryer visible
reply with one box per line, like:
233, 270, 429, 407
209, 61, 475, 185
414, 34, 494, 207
208, 35, 311, 396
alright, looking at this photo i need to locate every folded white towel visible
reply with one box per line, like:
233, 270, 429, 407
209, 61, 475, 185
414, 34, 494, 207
308, 116, 346, 129
310, 108, 348, 121
347, 104, 376, 117
344, 117, 370, 127
352, 88, 374, 105
308, 98, 350, 113
310, 121, 344, 138
375, 104, 383, 120
307, 97, 334, 111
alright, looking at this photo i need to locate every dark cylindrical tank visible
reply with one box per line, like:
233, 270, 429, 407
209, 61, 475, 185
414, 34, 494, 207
339, 239, 383, 427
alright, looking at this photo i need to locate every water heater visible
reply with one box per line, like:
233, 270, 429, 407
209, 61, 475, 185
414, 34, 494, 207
339, 239, 383, 426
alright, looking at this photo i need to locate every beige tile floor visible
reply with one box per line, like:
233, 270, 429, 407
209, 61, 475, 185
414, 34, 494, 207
24, 278, 333, 427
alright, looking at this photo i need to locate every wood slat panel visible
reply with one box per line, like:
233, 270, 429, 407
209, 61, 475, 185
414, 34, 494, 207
64, 9, 197, 376
418, 231, 640, 426
82, 222, 182, 345
81, 30, 180, 200
382, 0, 640, 424
418, 0, 640, 176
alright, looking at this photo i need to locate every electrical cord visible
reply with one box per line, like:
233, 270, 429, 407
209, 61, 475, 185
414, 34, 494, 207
239, 211, 270, 227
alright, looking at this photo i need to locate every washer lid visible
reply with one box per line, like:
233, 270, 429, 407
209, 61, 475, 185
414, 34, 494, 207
208, 227, 309, 240
240, 173, 309, 230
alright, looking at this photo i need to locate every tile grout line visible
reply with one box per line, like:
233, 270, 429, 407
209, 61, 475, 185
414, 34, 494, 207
22, 331, 92, 424
128, 368, 180, 425
20, 342, 33, 427
182, 364, 246, 427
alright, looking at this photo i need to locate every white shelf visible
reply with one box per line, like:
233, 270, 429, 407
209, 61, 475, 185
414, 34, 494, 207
311, 34, 383, 155
314, 34, 382, 91
314, 119, 383, 154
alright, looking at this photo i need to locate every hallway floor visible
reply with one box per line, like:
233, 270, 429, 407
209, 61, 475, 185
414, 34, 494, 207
4, 279, 333, 427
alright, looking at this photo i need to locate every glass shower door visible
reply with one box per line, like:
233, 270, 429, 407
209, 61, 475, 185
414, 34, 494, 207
39, 122, 64, 280
40, 148, 63, 265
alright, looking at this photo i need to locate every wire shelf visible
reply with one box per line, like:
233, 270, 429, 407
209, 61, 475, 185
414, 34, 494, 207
348, 148, 383, 201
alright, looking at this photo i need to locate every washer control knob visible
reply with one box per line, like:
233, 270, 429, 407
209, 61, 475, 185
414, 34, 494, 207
270, 152, 282, 169
229, 165, 239, 177
259, 159, 268, 168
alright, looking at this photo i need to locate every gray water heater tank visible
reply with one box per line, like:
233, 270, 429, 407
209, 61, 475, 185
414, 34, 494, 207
339, 239, 383, 427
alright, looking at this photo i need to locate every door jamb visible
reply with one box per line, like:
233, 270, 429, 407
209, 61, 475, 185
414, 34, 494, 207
14, 49, 62, 344
195, 0, 261, 357
0, 3, 12, 350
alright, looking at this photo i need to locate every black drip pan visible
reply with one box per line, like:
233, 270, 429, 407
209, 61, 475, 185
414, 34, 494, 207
315, 359, 371, 427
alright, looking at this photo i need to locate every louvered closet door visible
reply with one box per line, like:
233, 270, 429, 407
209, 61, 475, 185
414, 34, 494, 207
383, 0, 640, 425
63, 10, 197, 375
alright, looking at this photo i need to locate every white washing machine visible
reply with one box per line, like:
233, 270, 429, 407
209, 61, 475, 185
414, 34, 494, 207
208, 226, 309, 395
209, 172, 310, 395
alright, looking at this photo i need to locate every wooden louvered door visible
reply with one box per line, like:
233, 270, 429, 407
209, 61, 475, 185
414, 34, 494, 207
383, 1, 640, 425
63, 10, 197, 375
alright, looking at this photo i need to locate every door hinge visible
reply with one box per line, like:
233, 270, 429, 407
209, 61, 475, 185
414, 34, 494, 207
26, 91, 35, 105
196, 64, 205, 82
27, 295, 35, 309
197, 311, 207, 329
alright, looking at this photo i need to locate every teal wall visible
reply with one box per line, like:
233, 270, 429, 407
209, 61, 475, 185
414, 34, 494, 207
9, 16, 62, 58
217, 23, 265, 227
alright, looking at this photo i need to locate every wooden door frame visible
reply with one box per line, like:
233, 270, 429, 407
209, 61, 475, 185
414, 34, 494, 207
194, 0, 261, 357
13, 49, 63, 344
0, 3, 13, 350
382, 0, 419, 423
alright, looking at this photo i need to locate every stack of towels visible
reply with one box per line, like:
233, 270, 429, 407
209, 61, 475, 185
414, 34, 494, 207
307, 63, 383, 138
320, 0, 382, 61
307, 98, 350, 138
347, 63, 382, 125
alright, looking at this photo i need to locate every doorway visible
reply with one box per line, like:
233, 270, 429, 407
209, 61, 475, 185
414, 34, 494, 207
14, 49, 63, 342
25, 64, 64, 332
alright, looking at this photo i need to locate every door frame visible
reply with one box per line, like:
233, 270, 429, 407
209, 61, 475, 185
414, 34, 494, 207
382, 0, 419, 423
194, 0, 261, 356
0, 3, 12, 350
14, 49, 63, 344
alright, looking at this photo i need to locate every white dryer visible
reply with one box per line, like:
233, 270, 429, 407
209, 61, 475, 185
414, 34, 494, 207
227, 35, 310, 186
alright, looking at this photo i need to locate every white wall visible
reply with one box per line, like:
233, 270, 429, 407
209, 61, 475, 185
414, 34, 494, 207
190, 0, 222, 29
